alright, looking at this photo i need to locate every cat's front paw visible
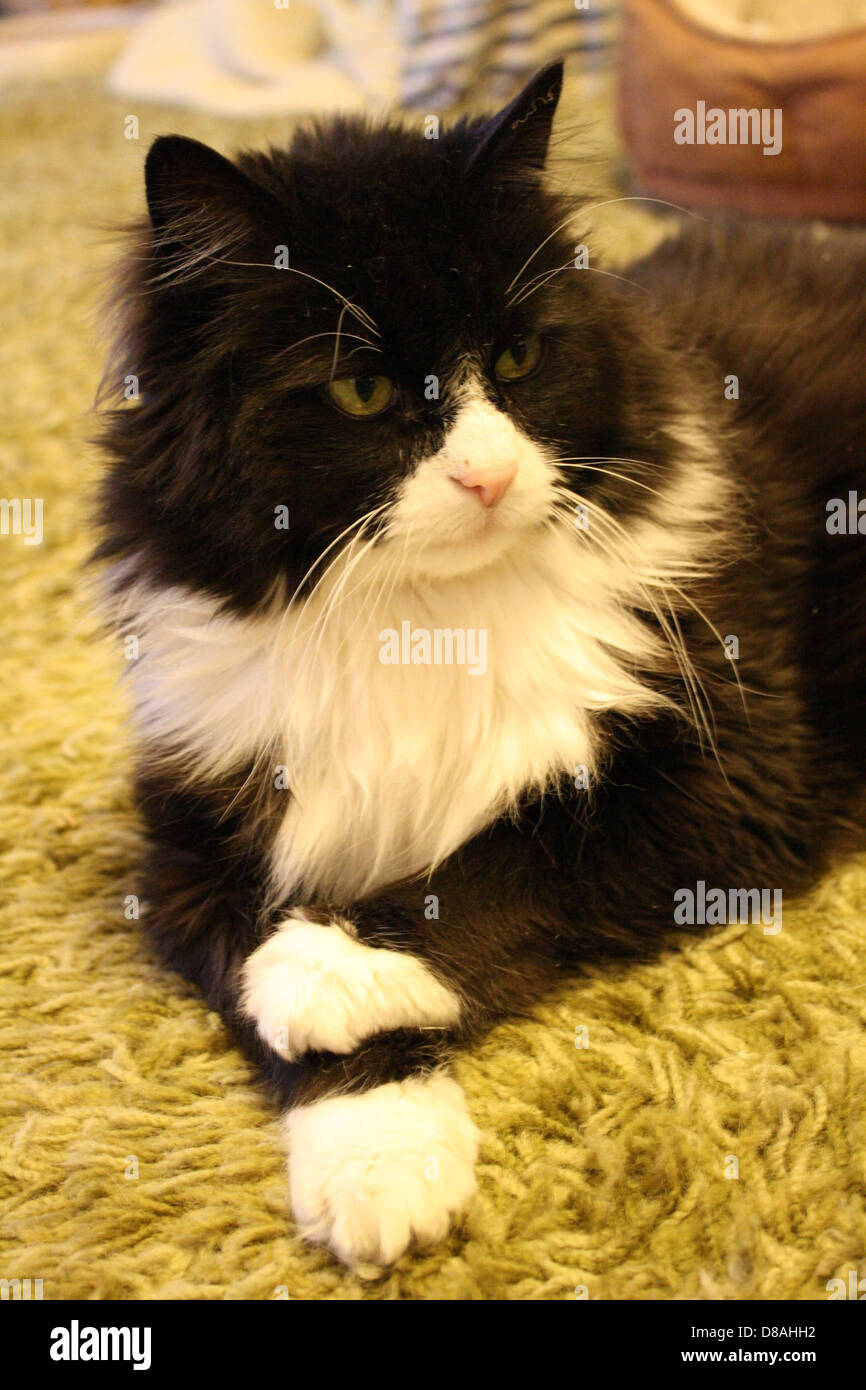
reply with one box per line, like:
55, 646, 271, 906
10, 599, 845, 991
240, 915, 461, 1061
285, 1072, 480, 1265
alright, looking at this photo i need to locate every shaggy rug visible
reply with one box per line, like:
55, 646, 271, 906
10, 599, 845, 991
1, 69, 865, 1302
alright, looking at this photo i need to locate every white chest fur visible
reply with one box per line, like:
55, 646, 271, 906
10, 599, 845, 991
116, 522, 669, 902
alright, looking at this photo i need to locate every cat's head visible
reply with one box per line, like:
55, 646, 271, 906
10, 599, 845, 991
98, 63, 685, 611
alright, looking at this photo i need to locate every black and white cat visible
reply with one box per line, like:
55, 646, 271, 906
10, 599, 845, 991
95, 62, 866, 1265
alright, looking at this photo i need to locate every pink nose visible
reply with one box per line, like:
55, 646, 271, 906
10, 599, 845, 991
449, 460, 518, 508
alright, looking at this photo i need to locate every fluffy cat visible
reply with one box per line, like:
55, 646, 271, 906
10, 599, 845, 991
95, 62, 866, 1265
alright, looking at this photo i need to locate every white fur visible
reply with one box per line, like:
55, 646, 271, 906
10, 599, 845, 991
384, 383, 555, 579
285, 1071, 480, 1265
240, 915, 462, 1060
103, 390, 729, 902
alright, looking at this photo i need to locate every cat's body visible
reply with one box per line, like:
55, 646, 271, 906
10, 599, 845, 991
96, 64, 866, 1264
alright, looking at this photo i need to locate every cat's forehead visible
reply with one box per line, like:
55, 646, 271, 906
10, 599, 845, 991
253, 126, 560, 318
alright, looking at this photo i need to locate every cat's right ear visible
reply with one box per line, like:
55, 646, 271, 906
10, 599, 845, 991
144, 135, 279, 280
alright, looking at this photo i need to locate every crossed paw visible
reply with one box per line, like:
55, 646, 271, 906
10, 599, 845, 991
240, 914, 461, 1060
240, 916, 479, 1266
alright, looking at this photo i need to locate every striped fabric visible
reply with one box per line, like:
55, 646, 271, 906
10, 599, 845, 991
393, 0, 619, 108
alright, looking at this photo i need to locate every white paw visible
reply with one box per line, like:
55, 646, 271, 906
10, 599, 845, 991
240, 916, 461, 1061
285, 1072, 480, 1265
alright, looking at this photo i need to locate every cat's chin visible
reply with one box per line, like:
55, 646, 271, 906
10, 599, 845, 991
399, 522, 538, 582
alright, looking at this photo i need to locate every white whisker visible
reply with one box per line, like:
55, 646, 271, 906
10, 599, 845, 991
505, 194, 705, 297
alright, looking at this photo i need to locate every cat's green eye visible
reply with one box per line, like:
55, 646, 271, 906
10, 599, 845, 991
494, 334, 544, 382
325, 374, 396, 418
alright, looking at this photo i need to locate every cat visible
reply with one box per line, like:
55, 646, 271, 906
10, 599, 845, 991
94, 60, 866, 1266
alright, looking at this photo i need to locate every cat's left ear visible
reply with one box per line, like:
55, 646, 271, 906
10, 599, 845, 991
464, 60, 563, 178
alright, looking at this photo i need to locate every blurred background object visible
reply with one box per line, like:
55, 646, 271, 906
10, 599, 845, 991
0, 4, 149, 81
674, 0, 866, 41
1, 1, 142, 10
104, 0, 619, 116
618, 0, 866, 219
0, 1, 620, 113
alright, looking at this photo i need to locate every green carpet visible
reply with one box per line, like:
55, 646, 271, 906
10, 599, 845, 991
1, 71, 865, 1301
